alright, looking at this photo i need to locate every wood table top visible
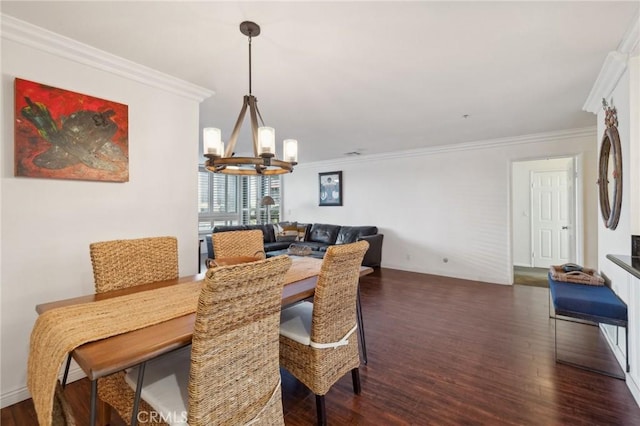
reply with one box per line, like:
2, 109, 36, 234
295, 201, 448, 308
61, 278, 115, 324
36, 265, 372, 380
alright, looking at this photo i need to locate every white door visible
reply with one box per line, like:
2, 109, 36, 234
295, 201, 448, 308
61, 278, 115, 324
531, 170, 571, 268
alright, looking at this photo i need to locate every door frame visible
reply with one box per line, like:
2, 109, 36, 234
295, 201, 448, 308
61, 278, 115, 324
509, 155, 584, 277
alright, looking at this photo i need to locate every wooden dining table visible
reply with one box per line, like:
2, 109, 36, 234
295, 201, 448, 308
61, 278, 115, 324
35, 260, 373, 426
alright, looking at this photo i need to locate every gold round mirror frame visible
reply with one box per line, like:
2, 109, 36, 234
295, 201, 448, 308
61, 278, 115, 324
597, 101, 622, 230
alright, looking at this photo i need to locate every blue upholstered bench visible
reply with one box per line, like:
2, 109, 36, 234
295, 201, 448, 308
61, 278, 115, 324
548, 274, 628, 379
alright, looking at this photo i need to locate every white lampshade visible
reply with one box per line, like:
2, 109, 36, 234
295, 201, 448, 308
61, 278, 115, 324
203, 128, 224, 156
283, 139, 298, 163
258, 126, 275, 156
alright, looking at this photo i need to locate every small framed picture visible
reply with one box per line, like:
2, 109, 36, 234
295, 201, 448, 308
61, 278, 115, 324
319, 171, 342, 206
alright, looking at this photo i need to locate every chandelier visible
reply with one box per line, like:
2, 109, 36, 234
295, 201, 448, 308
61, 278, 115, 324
203, 21, 298, 175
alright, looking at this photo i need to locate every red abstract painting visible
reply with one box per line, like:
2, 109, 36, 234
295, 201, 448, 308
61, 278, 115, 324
14, 78, 129, 182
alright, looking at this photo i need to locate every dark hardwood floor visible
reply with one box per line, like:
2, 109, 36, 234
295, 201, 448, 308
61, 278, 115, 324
3, 268, 639, 425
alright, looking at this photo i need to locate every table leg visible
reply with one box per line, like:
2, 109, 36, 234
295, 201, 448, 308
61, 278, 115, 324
61, 354, 72, 387
357, 285, 368, 365
90, 380, 97, 426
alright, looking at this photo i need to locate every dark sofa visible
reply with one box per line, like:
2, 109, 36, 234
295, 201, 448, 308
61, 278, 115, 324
205, 222, 383, 267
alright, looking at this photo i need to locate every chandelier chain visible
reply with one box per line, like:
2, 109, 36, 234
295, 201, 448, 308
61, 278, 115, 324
248, 34, 252, 95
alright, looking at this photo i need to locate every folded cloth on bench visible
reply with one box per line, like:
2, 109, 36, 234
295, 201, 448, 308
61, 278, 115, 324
548, 274, 627, 324
549, 264, 604, 285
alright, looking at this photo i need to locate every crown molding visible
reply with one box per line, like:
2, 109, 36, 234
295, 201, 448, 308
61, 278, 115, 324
583, 12, 639, 114
583, 51, 629, 113
297, 127, 596, 170
1, 14, 214, 102
618, 11, 639, 56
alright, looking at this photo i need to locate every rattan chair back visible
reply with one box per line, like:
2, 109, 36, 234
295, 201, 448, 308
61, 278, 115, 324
90, 236, 179, 292
311, 240, 369, 346
188, 255, 292, 425
90, 236, 179, 425
52, 381, 76, 426
212, 230, 266, 260
278, 240, 369, 424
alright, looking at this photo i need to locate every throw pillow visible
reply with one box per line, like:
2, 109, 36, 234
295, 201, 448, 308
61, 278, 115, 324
296, 224, 308, 241
276, 221, 298, 242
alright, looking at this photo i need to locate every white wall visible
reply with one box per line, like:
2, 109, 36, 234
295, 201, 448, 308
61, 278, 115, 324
283, 129, 597, 285
512, 157, 574, 267
594, 54, 640, 402
0, 18, 209, 406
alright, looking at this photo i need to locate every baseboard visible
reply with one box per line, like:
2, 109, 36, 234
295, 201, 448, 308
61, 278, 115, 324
600, 323, 640, 407
0, 366, 86, 409
627, 371, 640, 407
381, 263, 509, 285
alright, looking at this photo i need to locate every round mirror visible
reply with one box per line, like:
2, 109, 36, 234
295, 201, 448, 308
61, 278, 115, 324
598, 126, 622, 229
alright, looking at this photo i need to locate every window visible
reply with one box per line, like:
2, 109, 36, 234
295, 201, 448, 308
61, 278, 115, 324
198, 166, 280, 234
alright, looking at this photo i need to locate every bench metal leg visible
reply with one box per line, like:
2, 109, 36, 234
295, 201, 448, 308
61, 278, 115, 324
553, 315, 626, 380
626, 325, 630, 373
616, 325, 630, 373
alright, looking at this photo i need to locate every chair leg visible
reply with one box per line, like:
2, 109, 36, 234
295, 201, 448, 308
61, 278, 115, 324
352, 368, 361, 394
357, 285, 368, 364
131, 361, 146, 426
315, 394, 326, 426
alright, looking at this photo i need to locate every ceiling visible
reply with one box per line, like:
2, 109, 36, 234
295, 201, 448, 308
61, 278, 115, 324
2, 1, 638, 163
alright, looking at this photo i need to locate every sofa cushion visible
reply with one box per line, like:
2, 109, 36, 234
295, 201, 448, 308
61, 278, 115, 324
264, 241, 293, 252
262, 224, 276, 243
297, 223, 311, 241
549, 275, 627, 323
336, 226, 378, 245
307, 223, 340, 245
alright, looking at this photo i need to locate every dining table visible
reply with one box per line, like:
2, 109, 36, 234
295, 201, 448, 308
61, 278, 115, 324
32, 256, 373, 426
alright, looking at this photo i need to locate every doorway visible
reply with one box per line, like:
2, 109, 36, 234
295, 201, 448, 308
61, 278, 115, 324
512, 157, 582, 283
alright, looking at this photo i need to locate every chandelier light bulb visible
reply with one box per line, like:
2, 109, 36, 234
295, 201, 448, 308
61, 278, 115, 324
203, 128, 223, 156
283, 139, 298, 163
258, 126, 275, 156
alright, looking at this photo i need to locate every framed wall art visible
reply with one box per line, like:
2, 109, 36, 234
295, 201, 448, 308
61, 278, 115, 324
597, 99, 622, 230
14, 78, 129, 182
319, 171, 342, 206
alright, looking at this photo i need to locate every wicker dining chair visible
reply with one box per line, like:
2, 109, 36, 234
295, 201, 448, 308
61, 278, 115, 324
207, 255, 262, 268
90, 236, 179, 292
124, 255, 292, 425
52, 381, 77, 426
89, 236, 179, 426
211, 229, 266, 261
278, 240, 369, 426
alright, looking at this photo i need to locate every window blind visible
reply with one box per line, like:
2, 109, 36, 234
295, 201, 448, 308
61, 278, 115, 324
198, 166, 281, 233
